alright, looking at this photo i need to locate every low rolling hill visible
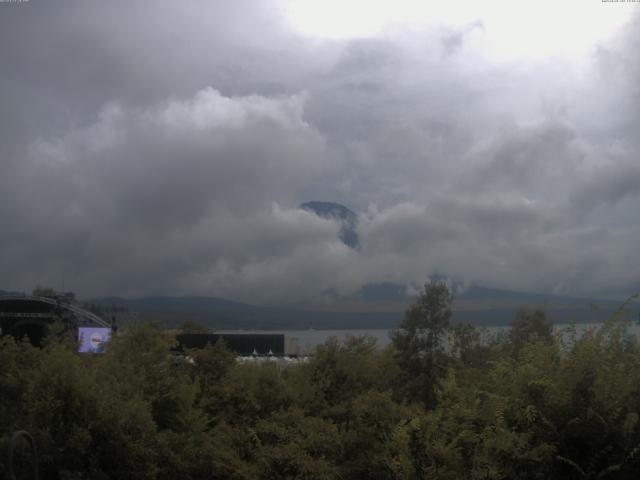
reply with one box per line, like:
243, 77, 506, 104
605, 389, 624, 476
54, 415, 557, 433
90, 286, 640, 331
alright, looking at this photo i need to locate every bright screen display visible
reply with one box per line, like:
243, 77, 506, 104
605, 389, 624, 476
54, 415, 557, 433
78, 327, 111, 353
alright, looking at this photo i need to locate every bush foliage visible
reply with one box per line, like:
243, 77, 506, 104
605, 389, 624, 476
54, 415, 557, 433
2, 282, 640, 479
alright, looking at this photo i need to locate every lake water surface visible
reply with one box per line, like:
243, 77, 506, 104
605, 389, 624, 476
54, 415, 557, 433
217, 321, 640, 355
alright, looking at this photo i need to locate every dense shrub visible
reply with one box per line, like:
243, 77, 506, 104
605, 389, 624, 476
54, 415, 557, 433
2, 286, 640, 479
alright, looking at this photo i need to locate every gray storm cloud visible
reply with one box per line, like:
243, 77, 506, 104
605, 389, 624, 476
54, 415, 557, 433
1, 0, 640, 302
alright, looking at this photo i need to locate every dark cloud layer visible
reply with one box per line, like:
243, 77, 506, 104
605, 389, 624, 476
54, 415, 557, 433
1, 0, 640, 303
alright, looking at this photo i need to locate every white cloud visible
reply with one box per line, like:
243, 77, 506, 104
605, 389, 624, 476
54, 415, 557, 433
1, 1, 640, 301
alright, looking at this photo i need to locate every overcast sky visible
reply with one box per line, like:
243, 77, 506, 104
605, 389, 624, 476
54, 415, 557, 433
1, 0, 639, 303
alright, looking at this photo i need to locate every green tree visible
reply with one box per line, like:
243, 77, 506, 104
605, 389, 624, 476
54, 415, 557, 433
191, 338, 236, 409
391, 281, 453, 407
178, 319, 210, 334
340, 390, 405, 479
255, 408, 342, 480
302, 336, 388, 427
509, 308, 553, 357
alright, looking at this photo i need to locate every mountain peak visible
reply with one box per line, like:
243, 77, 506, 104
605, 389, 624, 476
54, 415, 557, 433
300, 201, 359, 249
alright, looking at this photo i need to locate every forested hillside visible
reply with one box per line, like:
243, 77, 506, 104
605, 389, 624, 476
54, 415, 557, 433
2, 284, 640, 479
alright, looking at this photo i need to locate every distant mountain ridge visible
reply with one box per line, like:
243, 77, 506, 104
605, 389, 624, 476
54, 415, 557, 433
92, 295, 399, 330
89, 285, 639, 331
4, 273, 638, 329
4, 286, 635, 331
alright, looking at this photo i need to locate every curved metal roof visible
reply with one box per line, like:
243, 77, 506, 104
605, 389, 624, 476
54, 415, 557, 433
0, 294, 110, 328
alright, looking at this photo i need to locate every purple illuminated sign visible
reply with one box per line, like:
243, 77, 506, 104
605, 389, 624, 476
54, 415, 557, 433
78, 327, 111, 353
